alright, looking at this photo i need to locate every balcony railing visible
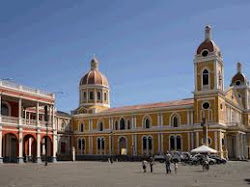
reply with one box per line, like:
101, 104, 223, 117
2, 116, 51, 127
2, 116, 19, 124
0, 80, 54, 98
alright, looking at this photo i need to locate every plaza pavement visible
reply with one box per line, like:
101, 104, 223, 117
0, 161, 249, 187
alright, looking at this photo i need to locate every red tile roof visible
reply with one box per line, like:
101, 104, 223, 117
101, 98, 194, 113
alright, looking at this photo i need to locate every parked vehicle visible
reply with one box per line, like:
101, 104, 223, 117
154, 155, 165, 163
170, 151, 184, 163
189, 154, 216, 165
208, 155, 227, 164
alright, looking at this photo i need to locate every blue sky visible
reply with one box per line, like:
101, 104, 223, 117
1, 0, 250, 112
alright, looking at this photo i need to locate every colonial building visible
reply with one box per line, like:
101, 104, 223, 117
0, 80, 57, 163
72, 26, 250, 160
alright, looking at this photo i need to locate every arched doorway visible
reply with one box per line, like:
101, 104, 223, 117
119, 137, 127, 155
2, 133, 18, 163
23, 134, 36, 162
41, 136, 52, 161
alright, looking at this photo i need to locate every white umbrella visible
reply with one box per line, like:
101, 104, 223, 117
190, 145, 218, 154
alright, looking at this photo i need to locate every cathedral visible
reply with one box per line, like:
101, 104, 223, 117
71, 25, 250, 160
0, 25, 250, 164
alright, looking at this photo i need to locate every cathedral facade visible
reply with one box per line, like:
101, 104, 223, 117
72, 25, 250, 160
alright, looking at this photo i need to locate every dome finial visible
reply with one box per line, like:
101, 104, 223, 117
237, 62, 242, 73
205, 25, 212, 41
91, 55, 99, 70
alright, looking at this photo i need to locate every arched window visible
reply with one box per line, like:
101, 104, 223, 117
176, 136, 181, 150
1, 103, 10, 116
61, 120, 66, 130
115, 121, 118, 130
99, 122, 104, 131
170, 136, 175, 150
148, 137, 152, 150
104, 93, 107, 101
120, 118, 125, 130
79, 123, 84, 132
127, 120, 131, 129
97, 137, 105, 154
143, 137, 147, 150
89, 91, 94, 100
97, 92, 101, 100
142, 136, 153, 155
83, 92, 87, 100
203, 69, 209, 86
144, 117, 151, 129
78, 138, 85, 154
171, 115, 180, 127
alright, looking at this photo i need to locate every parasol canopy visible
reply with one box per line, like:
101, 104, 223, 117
190, 145, 218, 154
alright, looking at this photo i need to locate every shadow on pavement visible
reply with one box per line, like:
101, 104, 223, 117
244, 179, 250, 185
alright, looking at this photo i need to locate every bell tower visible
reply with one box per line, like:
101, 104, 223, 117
193, 25, 225, 124
194, 25, 224, 94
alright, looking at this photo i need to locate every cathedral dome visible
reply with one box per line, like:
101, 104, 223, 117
79, 57, 109, 87
196, 25, 221, 57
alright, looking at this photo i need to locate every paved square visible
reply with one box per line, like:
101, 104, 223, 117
0, 161, 249, 187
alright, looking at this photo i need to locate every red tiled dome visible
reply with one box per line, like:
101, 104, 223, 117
79, 57, 109, 87
196, 25, 221, 56
80, 70, 109, 86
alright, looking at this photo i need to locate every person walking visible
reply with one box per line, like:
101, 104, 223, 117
142, 159, 148, 173
165, 152, 172, 174
149, 156, 154, 173
174, 162, 178, 174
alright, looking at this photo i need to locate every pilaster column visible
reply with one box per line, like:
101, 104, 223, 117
52, 129, 57, 162
191, 132, 194, 149
90, 136, 93, 154
219, 132, 223, 157
109, 135, 112, 155
36, 129, 42, 164
188, 132, 190, 151
134, 134, 137, 155
158, 133, 161, 154
214, 131, 218, 150
161, 133, 164, 154
18, 127, 24, 163
187, 110, 190, 125
196, 131, 199, 147
235, 133, 240, 159
52, 106, 55, 129
0, 125, 3, 163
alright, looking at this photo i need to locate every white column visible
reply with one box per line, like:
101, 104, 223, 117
52, 130, 57, 162
196, 132, 199, 147
191, 111, 193, 125
187, 110, 190, 125
219, 132, 223, 157
134, 116, 137, 129
18, 128, 23, 163
52, 106, 55, 129
18, 98, 22, 125
36, 130, 42, 164
214, 131, 218, 150
28, 137, 32, 157
160, 113, 163, 126
0, 125, 2, 163
36, 102, 40, 126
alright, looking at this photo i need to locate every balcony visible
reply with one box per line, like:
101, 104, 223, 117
1, 116, 52, 127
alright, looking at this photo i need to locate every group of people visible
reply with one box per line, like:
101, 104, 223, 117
142, 152, 178, 174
